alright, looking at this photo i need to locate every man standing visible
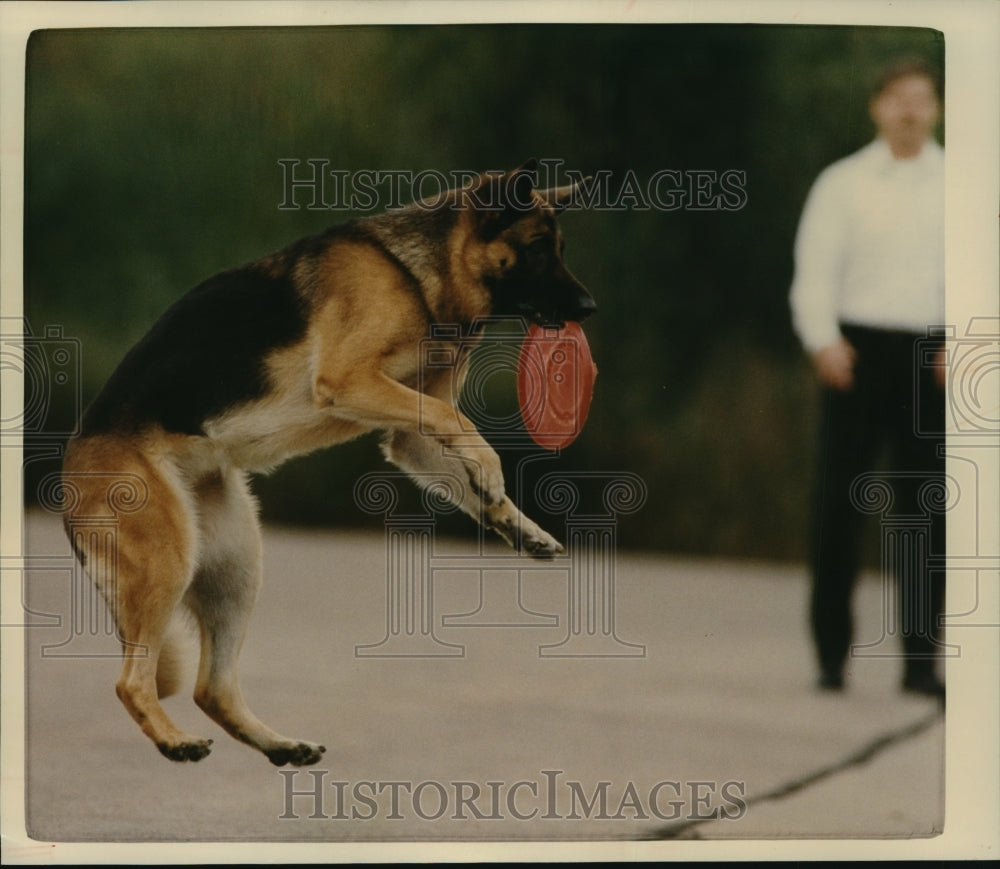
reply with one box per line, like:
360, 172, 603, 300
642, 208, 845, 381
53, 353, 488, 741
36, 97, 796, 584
790, 58, 946, 696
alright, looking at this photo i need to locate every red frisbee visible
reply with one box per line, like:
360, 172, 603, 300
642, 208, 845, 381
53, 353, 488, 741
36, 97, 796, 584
517, 321, 598, 450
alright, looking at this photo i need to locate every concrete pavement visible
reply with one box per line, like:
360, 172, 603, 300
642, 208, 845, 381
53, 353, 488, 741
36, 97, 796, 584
12, 510, 959, 855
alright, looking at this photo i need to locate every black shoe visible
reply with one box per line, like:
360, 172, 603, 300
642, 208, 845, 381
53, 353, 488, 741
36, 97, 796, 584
818, 672, 844, 691
902, 671, 945, 699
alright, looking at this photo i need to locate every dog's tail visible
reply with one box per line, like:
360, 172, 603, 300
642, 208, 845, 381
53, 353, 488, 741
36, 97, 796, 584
156, 616, 191, 699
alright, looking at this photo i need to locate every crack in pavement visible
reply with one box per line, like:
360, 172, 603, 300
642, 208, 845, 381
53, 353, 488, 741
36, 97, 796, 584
644, 706, 944, 840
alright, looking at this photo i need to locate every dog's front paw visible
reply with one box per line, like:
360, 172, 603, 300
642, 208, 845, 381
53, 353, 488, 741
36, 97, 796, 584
266, 740, 327, 767
521, 526, 565, 560
489, 508, 564, 559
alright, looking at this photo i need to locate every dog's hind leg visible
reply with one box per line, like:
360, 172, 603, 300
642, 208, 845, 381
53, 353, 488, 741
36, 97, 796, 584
382, 429, 564, 558
185, 469, 326, 766
63, 438, 214, 762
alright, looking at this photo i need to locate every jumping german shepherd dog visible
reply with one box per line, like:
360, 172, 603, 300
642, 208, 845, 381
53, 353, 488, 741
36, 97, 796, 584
62, 160, 596, 765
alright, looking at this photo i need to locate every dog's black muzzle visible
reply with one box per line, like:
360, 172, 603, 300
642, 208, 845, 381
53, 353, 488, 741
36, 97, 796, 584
532, 270, 597, 327
572, 291, 598, 321
492, 264, 597, 327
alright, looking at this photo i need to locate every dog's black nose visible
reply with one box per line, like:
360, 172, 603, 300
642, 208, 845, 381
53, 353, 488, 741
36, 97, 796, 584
575, 293, 598, 321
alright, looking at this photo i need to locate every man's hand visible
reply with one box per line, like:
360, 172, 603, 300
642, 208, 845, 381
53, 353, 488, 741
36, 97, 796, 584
813, 337, 857, 391
932, 346, 947, 390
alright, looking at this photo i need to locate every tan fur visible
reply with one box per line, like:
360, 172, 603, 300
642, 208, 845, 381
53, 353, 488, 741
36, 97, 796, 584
155, 616, 189, 699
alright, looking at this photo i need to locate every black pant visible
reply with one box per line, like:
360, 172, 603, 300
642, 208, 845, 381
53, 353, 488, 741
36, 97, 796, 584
810, 325, 946, 682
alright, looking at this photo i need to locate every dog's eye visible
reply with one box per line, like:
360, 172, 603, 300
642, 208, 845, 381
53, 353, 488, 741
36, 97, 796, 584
524, 240, 550, 275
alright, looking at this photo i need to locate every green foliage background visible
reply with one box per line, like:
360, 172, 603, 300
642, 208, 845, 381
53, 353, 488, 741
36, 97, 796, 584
23, 24, 944, 559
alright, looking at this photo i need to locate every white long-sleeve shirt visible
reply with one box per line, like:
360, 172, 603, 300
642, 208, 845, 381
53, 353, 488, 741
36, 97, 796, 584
789, 137, 945, 353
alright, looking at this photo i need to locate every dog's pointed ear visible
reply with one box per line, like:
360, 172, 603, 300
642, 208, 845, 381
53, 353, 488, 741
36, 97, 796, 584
467, 160, 539, 237
504, 159, 538, 210
538, 175, 592, 212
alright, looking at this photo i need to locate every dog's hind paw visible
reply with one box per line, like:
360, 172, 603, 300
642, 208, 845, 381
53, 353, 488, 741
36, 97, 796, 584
157, 738, 213, 762
265, 740, 327, 767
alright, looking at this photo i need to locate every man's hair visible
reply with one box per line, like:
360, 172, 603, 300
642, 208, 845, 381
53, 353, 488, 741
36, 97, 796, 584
872, 57, 943, 100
